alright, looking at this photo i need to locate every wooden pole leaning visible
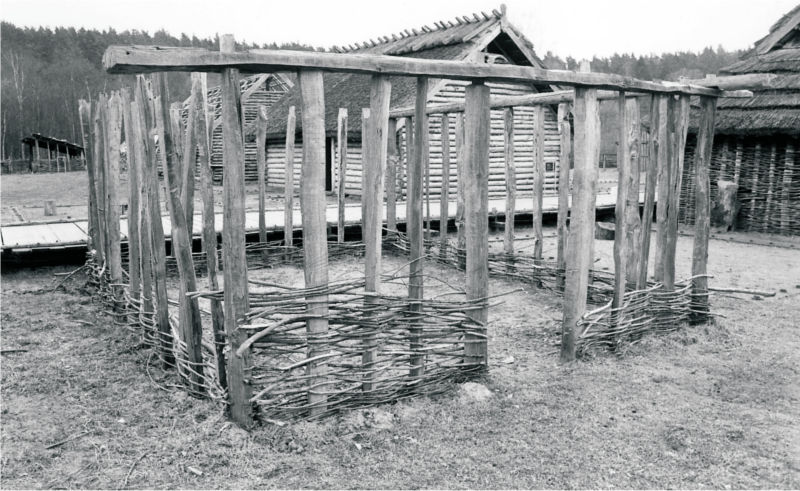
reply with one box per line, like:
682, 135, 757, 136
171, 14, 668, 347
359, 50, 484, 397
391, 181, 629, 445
256, 106, 269, 251
193, 71, 227, 393
555, 102, 572, 292
337, 108, 347, 242
690, 96, 717, 324
362, 75, 391, 393
560, 87, 600, 363
463, 82, 491, 367
638, 95, 660, 289
180, 91, 197, 236
503, 107, 516, 259
153, 73, 206, 395
285, 106, 297, 252
299, 69, 330, 417
386, 117, 398, 232
408, 78, 427, 378
220, 35, 254, 425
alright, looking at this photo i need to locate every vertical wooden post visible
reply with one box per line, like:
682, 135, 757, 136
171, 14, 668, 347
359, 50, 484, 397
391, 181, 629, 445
556, 102, 572, 291
105, 93, 124, 312
361, 108, 371, 234
763, 143, 777, 233
284, 106, 297, 249
663, 95, 690, 291
464, 82, 490, 366
153, 73, 205, 395
362, 75, 391, 392
440, 113, 451, 254
503, 107, 515, 256
653, 95, 670, 282
623, 97, 642, 289
781, 143, 795, 235
690, 96, 716, 324
79, 100, 100, 256
733, 138, 743, 186
455, 113, 466, 269
405, 116, 415, 234
336, 108, 348, 243
386, 117, 398, 232
220, 35, 254, 425
94, 96, 108, 265
193, 72, 227, 393
180, 94, 197, 236
135, 77, 174, 367
613, 93, 630, 309
121, 88, 142, 318
748, 143, 762, 231
532, 105, 545, 262
424, 115, 431, 245
638, 95, 659, 288
299, 70, 330, 417
256, 106, 269, 247
560, 87, 599, 363
409, 78, 428, 377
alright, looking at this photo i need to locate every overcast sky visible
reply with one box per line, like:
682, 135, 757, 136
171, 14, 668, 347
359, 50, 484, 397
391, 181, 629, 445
1, 0, 797, 59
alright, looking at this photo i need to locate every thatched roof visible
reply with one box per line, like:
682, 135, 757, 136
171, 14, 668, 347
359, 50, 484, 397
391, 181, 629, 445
259, 7, 551, 141
702, 4, 800, 135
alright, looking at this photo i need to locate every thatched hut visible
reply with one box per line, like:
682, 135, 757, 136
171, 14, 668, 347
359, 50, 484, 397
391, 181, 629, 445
681, 5, 800, 235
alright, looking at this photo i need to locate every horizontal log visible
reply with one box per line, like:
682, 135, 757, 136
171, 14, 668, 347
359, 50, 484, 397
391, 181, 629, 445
106, 46, 744, 97
683, 73, 776, 90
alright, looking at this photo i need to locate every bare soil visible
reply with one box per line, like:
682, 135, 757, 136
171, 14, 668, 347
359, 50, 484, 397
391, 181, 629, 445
2, 231, 799, 489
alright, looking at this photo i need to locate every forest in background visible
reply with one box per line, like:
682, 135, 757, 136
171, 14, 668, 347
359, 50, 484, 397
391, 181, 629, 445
0, 21, 745, 160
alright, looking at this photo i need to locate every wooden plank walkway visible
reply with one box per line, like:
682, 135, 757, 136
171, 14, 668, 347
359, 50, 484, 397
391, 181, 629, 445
1, 191, 628, 252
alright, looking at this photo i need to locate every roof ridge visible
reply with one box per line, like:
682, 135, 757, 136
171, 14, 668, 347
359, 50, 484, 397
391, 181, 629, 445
330, 7, 503, 53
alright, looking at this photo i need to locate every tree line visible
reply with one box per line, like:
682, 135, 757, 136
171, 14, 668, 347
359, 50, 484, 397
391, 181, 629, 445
0, 21, 745, 160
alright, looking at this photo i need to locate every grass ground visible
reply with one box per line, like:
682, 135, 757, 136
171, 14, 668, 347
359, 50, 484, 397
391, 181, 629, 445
2, 228, 798, 489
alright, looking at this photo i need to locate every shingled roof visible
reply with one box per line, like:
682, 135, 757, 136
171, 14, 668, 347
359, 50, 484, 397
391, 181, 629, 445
261, 6, 551, 140
708, 4, 800, 135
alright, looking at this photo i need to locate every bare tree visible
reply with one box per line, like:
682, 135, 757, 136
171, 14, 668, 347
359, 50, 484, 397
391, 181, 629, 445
7, 50, 26, 158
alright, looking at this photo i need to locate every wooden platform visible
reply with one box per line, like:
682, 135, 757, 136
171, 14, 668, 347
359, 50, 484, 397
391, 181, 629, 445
1, 191, 626, 253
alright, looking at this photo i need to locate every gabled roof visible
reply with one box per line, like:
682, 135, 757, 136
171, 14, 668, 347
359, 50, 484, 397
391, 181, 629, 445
261, 7, 550, 140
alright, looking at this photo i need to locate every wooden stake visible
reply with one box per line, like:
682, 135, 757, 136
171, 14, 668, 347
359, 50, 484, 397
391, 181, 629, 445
623, 97, 642, 290
336, 108, 348, 242
362, 75, 391, 392
386, 117, 398, 232
299, 70, 330, 416
612, 94, 630, 310
638, 96, 659, 288
79, 100, 100, 256
556, 102, 572, 292
560, 87, 599, 363
105, 93, 124, 312
256, 106, 268, 249
440, 113, 451, 255
220, 35, 254, 425
121, 88, 142, 315
531, 105, 545, 263
179, 93, 197, 236
361, 108, 371, 233
781, 143, 794, 235
455, 113, 466, 269
690, 96, 716, 324
663, 95, 690, 291
285, 106, 296, 249
409, 78, 428, 377
153, 73, 205, 395
653, 95, 670, 282
503, 107, 515, 256
464, 82, 490, 366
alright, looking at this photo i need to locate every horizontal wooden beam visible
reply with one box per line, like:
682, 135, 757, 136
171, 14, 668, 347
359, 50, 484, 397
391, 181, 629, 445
105, 45, 737, 97
683, 73, 776, 90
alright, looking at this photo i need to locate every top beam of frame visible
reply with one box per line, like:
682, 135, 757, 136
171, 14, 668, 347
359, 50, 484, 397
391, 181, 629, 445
105, 46, 742, 97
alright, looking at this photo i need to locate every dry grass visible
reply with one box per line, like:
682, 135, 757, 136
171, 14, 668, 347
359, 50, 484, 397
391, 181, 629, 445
2, 232, 799, 489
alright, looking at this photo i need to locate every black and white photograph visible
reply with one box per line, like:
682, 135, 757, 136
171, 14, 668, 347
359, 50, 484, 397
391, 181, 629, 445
1, 0, 798, 488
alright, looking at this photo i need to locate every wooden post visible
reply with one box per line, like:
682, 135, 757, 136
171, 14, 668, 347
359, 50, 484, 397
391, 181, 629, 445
193, 72, 227, 393
690, 96, 716, 324
336, 108, 348, 243
405, 115, 415, 235
748, 143, 762, 231
256, 106, 268, 247
532, 105, 545, 263
556, 102, 572, 291
638, 95, 659, 288
733, 138, 743, 186
781, 143, 795, 235
612, 94, 630, 310
560, 87, 599, 363
386, 117, 398, 232
361, 108, 371, 235
653, 95, 670, 282
299, 70, 330, 417
121, 88, 142, 317
503, 107, 515, 256
425, 114, 431, 245
623, 97, 641, 290
180, 92, 197, 236
764, 143, 777, 233
285, 106, 296, 249
362, 75, 391, 392
79, 100, 100, 255
440, 113, 451, 255
464, 82, 490, 366
93, 97, 108, 265
220, 35, 254, 425
105, 93, 124, 312
409, 78, 428, 377
455, 113, 466, 269
663, 95, 690, 291
153, 73, 205, 395
135, 76, 174, 367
